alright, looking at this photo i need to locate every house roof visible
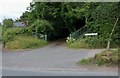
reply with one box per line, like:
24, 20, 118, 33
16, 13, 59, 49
13, 22, 26, 27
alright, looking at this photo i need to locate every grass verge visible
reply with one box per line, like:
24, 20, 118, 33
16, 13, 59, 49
67, 38, 106, 49
67, 37, 118, 49
79, 49, 119, 67
6, 35, 48, 50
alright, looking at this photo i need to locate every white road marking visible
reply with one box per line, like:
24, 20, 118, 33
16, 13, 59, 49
3, 66, 88, 71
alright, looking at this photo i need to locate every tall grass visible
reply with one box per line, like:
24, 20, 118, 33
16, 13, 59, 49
6, 36, 48, 50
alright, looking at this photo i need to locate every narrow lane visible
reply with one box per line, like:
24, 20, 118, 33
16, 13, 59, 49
2, 42, 118, 76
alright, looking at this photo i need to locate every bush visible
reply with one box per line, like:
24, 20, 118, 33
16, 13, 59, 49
66, 37, 76, 44
6, 36, 48, 50
67, 37, 108, 49
2, 27, 34, 47
67, 39, 89, 49
84, 37, 107, 48
2, 28, 23, 43
80, 58, 90, 64
31, 20, 54, 35
111, 55, 118, 64
95, 56, 109, 65
80, 49, 119, 66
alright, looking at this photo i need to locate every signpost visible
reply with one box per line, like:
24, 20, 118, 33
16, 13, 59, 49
85, 33, 98, 36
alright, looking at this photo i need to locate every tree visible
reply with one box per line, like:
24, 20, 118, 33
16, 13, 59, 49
85, 2, 120, 48
20, 2, 119, 42
20, 2, 90, 38
30, 20, 54, 35
3, 18, 14, 28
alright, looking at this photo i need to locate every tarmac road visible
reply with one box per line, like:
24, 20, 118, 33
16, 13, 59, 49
2, 42, 118, 76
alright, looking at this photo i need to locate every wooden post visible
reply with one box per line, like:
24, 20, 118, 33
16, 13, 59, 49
106, 17, 119, 50
106, 40, 110, 50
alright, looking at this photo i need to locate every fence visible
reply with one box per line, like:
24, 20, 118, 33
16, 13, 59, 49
69, 26, 89, 40
31, 32, 47, 41
36, 33, 47, 41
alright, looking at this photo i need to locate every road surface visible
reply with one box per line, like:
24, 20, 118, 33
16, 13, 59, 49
2, 42, 118, 76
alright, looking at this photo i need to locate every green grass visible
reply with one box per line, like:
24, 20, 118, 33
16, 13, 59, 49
6, 35, 48, 50
67, 37, 118, 49
67, 38, 89, 49
67, 37, 106, 49
80, 49, 119, 67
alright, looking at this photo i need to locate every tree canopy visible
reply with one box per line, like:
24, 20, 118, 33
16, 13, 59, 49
3, 18, 14, 28
20, 2, 120, 40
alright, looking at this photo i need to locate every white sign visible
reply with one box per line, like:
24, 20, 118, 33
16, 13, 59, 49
85, 33, 98, 36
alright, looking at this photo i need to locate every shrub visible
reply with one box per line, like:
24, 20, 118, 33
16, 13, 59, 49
66, 37, 76, 44
2, 28, 23, 43
80, 58, 90, 64
84, 37, 107, 48
2, 28, 24, 42
67, 36, 108, 49
2, 27, 34, 47
6, 36, 48, 50
31, 20, 54, 35
111, 56, 118, 64
80, 49, 119, 66
95, 56, 109, 65
67, 39, 89, 49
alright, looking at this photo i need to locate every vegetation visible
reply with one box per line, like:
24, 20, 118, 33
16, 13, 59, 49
30, 20, 54, 39
20, 2, 90, 39
2, 19, 14, 28
1, 18, 48, 50
1, 2, 119, 50
6, 36, 48, 50
2, 28, 27, 47
3, 28, 23, 43
67, 36, 112, 49
80, 49, 119, 67
20, 2, 120, 43
66, 2, 119, 48
2, 27, 48, 50
19, 2, 119, 47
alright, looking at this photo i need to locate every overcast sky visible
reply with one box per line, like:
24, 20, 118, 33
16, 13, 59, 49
0, 0, 32, 23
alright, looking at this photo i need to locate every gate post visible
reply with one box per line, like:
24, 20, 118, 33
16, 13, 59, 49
44, 35, 47, 41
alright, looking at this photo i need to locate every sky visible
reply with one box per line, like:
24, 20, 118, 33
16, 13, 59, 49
0, 0, 32, 23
